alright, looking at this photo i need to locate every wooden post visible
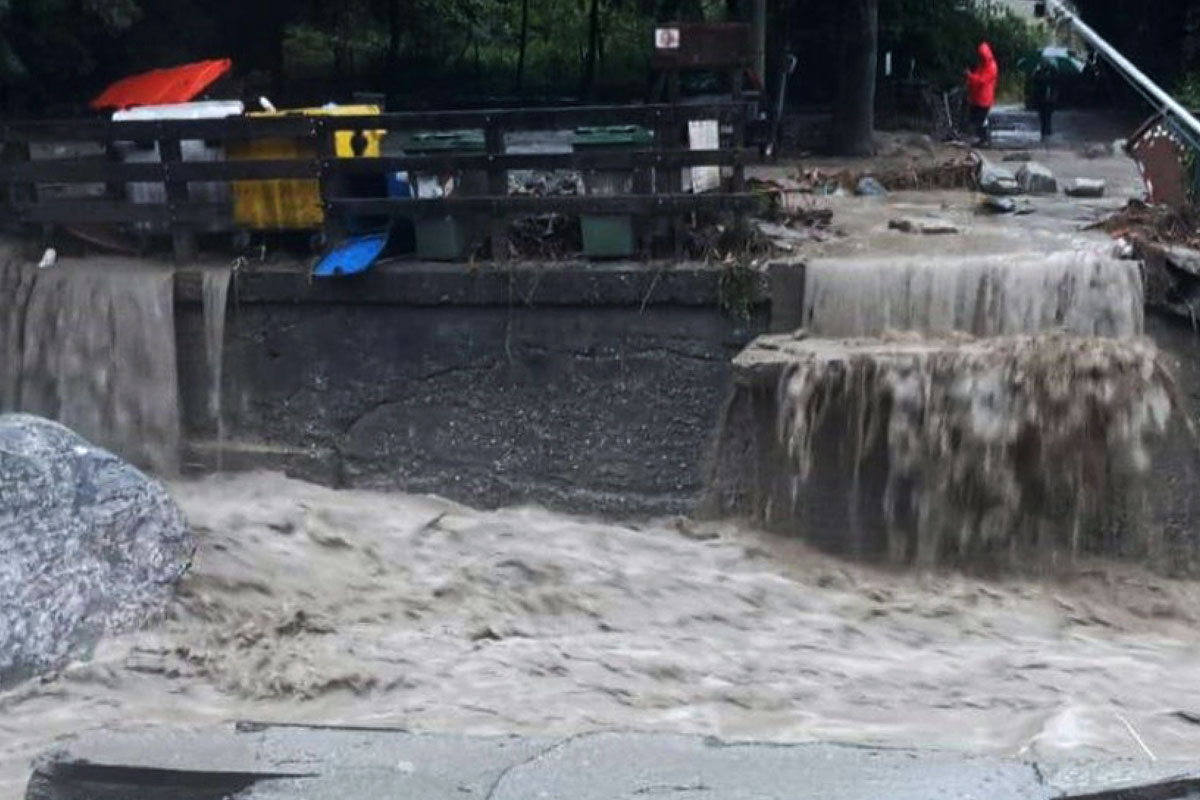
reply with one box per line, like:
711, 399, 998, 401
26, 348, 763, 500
159, 136, 196, 263
316, 118, 345, 250
103, 142, 124, 202
660, 110, 685, 259
485, 120, 508, 262
731, 105, 748, 238
6, 140, 40, 252
731, 107, 747, 193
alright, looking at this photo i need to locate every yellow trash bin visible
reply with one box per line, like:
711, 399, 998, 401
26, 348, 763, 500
229, 104, 385, 230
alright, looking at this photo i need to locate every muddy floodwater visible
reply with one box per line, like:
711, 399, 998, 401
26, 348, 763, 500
5, 472, 1200, 795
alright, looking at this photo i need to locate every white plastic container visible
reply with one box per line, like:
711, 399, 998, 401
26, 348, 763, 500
112, 100, 244, 207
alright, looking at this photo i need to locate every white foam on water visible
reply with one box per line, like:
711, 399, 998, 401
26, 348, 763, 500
802, 250, 1145, 340
202, 267, 232, 470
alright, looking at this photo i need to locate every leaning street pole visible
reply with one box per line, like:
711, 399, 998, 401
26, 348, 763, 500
1045, 0, 1200, 145
752, 0, 766, 84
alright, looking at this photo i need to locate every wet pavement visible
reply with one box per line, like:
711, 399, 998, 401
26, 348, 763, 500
27, 724, 1200, 800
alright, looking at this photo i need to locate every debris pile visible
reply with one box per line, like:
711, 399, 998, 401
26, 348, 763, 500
1089, 200, 1200, 314
1091, 199, 1200, 248
870, 158, 979, 191
504, 214, 581, 261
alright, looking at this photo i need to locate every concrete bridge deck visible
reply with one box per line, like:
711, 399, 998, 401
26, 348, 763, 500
26, 724, 1200, 799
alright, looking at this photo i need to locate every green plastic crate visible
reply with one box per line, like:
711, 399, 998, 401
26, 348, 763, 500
572, 126, 653, 259
571, 125, 655, 149
406, 130, 486, 261
405, 130, 487, 153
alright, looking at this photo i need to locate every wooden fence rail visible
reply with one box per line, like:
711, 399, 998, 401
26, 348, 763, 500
0, 101, 763, 262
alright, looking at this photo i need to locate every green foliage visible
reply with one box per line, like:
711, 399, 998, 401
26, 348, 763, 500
879, 0, 1040, 96
0, 0, 1040, 116
1177, 71, 1200, 109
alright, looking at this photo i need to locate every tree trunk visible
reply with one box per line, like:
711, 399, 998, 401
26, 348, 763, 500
386, 0, 401, 80
514, 0, 530, 93
581, 0, 602, 100
829, 0, 878, 156
333, 4, 349, 87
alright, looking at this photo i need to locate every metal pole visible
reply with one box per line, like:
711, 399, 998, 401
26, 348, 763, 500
1047, 0, 1200, 143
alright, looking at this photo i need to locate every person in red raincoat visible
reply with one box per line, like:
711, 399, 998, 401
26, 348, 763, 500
965, 42, 998, 145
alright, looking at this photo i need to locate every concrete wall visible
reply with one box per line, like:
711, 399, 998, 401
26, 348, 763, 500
176, 262, 795, 516
1143, 312, 1200, 573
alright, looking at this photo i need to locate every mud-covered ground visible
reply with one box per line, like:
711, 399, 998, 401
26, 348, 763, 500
6, 472, 1200, 796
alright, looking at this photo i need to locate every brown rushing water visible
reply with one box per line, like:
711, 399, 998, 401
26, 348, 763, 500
5, 471, 1200, 796
0, 258, 180, 475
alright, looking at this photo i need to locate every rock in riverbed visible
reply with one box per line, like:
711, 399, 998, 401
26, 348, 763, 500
855, 176, 888, 197
1016, 162, 1058, 195
888, 216, 960, 235
0, 415, 193, 689
978, 161, 1022, 196
1066, 178, 1107, 198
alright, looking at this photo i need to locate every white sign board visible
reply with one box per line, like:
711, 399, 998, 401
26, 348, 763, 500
655, 27, 681, 50
686, 119, 720, 194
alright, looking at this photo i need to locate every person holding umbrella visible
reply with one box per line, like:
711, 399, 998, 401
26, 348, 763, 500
965, 42, 999, 146
1031, 58, 1058, 139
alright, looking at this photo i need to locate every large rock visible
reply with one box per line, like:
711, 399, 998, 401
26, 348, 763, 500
0, 415, 192, 689
1016, 161, 1058, 194
855, 176, 888, 197
887, 216, 960, 235
1065, 178, 1107, 198
978, 160, 1022, 196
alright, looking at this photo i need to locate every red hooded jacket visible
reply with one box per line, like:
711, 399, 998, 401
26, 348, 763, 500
966, 42, 998, 108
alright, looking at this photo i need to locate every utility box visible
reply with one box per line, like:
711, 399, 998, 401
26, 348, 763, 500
572, 125, 653, 259
229, 104, 384, 231
404, 130, 486, 260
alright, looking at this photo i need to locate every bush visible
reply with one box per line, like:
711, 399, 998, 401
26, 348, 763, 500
879, 0, 1040, 97
1177, 72, 1200, 109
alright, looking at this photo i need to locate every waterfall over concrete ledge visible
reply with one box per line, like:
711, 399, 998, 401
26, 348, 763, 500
0, 254, 180, 475
703, 250, 1188, 570
801, 250, 1144, 340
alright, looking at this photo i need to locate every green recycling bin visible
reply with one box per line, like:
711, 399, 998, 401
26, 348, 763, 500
405, 130, 487, 260
572, 125, 654, 259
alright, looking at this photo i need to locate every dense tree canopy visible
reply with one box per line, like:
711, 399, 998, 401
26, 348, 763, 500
1075, 0, 1200, 103
0, 0, 1049, 115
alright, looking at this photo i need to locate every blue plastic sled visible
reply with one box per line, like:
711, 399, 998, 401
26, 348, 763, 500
313, 233, 388, 278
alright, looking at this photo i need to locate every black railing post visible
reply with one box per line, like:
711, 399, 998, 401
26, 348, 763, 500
316, 118, 345, 250
485, 118, 508, 261
731, 105, 748, 238
663, 108, 685, 259
159, 135, 196, 263
6, 140, 40, 249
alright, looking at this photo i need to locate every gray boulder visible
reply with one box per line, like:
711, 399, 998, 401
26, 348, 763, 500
888, 216, 960, 235
1065, 178, 1107, 198
0, 415, 192, 689
978, 161, 1022, 196
1016, 161, 1058, 194
855, 176, 888, 197
981, 196, 1017, 214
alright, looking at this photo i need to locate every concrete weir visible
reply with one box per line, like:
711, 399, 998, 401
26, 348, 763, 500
0, 242, 802, 515
704, 250, 1195, 568
173, 259, 790, 514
